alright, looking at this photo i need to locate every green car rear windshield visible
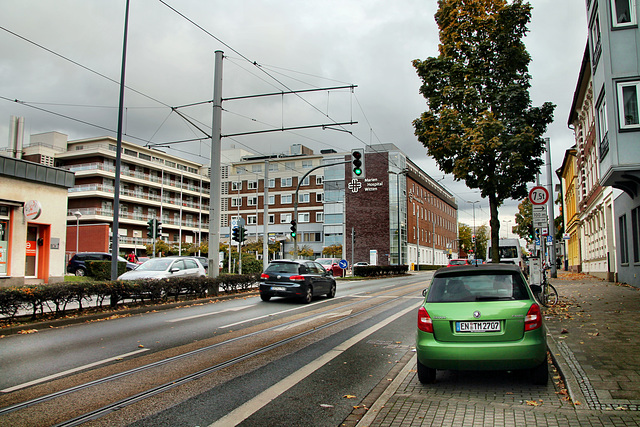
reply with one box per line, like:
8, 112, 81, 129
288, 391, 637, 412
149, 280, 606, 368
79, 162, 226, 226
427, 273, 529, 302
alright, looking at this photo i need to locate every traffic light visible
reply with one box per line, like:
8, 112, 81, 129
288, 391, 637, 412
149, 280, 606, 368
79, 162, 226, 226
147, 219, 155, 238
290, 219, 297, 238
239, 226, 247, 243
351, 149, 365, 178
232, 226, 240, 242
528, 224, 535, 240
156, 220, 162, 238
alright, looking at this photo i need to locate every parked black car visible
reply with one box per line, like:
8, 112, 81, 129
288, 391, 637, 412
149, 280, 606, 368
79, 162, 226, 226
259, 259, 337, 303
67, 252, 137, 276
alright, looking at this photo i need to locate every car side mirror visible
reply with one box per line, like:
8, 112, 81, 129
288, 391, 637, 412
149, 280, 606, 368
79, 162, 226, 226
170, 267, 180, 273
422, 288, 428, 297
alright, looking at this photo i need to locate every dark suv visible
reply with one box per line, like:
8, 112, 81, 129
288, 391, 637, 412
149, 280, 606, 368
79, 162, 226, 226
67, 252, 137, 276
259, 259, 337, 303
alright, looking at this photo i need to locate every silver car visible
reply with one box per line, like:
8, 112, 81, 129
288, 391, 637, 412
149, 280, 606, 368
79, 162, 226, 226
117, 256, 205, 280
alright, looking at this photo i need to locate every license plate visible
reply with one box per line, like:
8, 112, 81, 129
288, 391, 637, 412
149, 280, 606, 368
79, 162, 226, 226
271, 286, 286, 291
456, 321, 500, 332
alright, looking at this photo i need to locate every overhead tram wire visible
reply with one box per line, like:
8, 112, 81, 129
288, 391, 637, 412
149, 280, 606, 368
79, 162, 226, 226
0, 25, 170, 110
1, 25, 216, 152
157, 0, 356, 135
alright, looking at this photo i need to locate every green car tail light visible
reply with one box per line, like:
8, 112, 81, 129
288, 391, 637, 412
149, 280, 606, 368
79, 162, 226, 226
524, 303, 542, 331
418, 306, 433, 333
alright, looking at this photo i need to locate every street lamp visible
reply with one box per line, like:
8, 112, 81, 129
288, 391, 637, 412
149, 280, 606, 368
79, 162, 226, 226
467, 200, 480, 255
73, 211, 82, 253
388, 169, 408, 265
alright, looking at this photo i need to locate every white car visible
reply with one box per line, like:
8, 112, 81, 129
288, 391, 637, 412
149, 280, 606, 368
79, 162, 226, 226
117, 256, 205, 280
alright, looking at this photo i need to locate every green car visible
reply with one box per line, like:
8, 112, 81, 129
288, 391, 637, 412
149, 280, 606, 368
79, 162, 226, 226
416, 264, 547, 385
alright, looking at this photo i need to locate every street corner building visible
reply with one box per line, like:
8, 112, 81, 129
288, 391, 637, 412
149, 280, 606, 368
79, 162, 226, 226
0, 155, 75, 287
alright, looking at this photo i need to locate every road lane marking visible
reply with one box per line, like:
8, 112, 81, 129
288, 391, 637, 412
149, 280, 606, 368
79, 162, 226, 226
217, 297, 346, 329
274, 310, 353, 331
1, 349, 149, 393
167, 305, 250, 323
208, 304, 416, 427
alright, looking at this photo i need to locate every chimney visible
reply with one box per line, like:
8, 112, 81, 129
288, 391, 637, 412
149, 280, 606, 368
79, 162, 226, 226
8, 116, 24, 159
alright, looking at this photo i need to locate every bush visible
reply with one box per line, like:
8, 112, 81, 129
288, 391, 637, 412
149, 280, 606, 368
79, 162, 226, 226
86, 260, 127, 281
353, 264, 409, 277
0, 273, 259, 324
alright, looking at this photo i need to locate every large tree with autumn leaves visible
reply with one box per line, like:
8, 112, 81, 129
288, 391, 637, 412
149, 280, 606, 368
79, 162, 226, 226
413, 0, 555, 262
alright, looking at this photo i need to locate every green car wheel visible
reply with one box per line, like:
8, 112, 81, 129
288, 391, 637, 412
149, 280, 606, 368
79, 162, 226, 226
417, 359, 436, 384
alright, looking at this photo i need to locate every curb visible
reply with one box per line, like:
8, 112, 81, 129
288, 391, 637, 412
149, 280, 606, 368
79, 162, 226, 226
545, 324, 589, 410
355, 353, 417, 426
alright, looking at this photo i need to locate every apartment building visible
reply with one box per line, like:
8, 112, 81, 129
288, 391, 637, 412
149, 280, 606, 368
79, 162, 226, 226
566, 46, 618, 281
585, 0, 640, 286
16, 130, 456, 267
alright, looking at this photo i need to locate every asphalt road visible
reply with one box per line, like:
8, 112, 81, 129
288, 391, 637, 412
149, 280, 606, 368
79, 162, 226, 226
0, 273, 430, 426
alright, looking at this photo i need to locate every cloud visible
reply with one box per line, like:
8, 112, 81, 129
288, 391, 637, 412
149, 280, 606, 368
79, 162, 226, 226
0, 0, 587, 231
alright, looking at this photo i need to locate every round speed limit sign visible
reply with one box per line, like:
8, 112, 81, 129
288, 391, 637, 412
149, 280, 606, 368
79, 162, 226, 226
529, 186, 549, 205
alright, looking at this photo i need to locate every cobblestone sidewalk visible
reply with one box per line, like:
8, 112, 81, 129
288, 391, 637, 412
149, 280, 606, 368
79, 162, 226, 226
356, 272, 640, 426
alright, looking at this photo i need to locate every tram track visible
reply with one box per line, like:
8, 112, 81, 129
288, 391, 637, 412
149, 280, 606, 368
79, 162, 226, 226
0, 279, 428, 426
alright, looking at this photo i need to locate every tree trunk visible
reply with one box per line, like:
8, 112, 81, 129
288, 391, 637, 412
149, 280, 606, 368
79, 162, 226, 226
489, 193, 501, 263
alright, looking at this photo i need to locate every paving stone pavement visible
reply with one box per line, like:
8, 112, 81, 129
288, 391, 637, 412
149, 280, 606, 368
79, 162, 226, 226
354, 272, 640, 426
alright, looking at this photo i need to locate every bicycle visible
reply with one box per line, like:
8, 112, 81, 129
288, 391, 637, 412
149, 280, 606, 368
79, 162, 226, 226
533, 265, 559, 306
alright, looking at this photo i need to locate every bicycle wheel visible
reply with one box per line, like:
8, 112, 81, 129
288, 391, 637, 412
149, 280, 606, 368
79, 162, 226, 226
544, 284, 559, 306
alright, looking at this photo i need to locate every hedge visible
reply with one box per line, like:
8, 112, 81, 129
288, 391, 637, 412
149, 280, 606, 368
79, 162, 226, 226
353, 264, 410, 277
0, 273, 259, 323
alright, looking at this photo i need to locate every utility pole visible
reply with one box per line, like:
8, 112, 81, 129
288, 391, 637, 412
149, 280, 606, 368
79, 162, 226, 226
208, 50, 223, 279
545, 137, 557, 278
111, 0, 130, 281
263, 159, 269, 270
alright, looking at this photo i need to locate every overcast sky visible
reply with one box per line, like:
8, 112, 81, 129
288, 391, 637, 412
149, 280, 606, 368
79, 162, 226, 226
0, 0, 588, 236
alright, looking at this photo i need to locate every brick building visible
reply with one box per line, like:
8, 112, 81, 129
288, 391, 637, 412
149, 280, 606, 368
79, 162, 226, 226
14, 130, 457, 267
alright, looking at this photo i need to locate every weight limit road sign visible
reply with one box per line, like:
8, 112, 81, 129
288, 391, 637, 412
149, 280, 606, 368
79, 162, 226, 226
529, 186, 549, 205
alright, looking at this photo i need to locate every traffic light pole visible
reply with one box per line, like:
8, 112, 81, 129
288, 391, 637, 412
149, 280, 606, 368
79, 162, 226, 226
293, 160, 349, 259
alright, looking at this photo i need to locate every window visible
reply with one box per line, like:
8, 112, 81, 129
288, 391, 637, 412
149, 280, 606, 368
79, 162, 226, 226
325, 213, 342, 224
298, 212, 310, 223
247, 215, 257, 225
299, 193, 310, 203
300, 176, 310, 186
281, 213, 292, 223
231, 197, 242, 207
302, 160, 313, 169
632, 207, 640, 263
248, 180, 258, 190
281, 177, 293, 187
597, 97, 610, 158
620, 214, 629, 264
316, 212, 323, 222
316, 193, 323, 202
590, 13, 602, 68
281, 194, 293, 204
316, 176, 323, 185
268, 178, 276, 188
611, 0, 636, 27
247, 196, 258, 206
269, 163, 279, 172
268, 195, 275, 205
617, 81, 640, 129
236, 166, 246, 175
304, 232, 322, 242
268, 214, 275, 224
252, 164, 262, 173
232, 181, 242, 191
